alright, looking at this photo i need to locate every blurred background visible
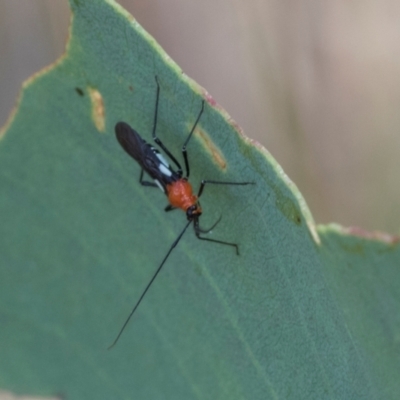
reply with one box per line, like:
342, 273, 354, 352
1, 0, 399, 234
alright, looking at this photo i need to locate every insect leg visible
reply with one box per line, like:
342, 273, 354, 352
197, 180, 254, 198
194, 218, 239, 255
108, 219, 192, 349
164, 204, 177, 212
152, 76, 183, 175
139, 169, 158, 187
181, 100, 205, 178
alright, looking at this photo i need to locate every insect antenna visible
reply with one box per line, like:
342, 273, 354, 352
181, 100, 205, 178
152, 76, 183, 174
108, 219, 192, 349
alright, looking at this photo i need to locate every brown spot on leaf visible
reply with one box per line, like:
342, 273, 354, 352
196, 128, 226, 169
88, 87, 105, 132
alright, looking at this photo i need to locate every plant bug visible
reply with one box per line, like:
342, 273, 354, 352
109, 76, 253, 348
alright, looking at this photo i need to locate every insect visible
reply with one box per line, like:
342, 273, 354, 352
109, 76, 253, 348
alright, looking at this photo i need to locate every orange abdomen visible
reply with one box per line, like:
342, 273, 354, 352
167, 179, 198, 211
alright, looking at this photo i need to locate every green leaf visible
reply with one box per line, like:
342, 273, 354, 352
1, 0, 399, 399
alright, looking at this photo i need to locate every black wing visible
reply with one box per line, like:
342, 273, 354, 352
115, 122, 179, 190
115, 122, 149, 164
